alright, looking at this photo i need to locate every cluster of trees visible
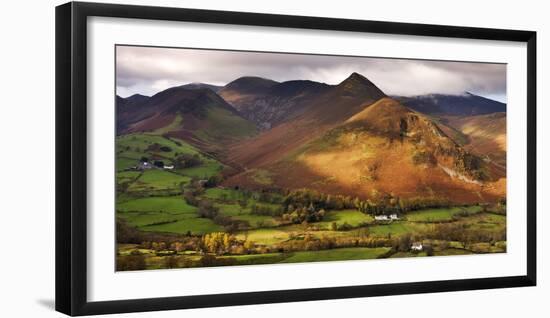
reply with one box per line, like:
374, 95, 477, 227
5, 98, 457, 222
356, 195, 451, 215
196, 200, 249, 231
281, 188, 451, 217
256, 190, 284, 204
424, 222, 506, 247
282, 189, 356, 211
204, 175, 223, 188
202, 232, 250, 255
174, 153, 202, 169
281, 205, 326, 224
330, 221, 354, 231
146, 142, 172, 153
249, 203, 284, 216
274, 234, 392, 253
197, 200, 218, 218
116, 250, 146, 271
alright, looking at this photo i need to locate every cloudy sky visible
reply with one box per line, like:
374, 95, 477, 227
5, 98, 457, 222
116, 45, 507, 102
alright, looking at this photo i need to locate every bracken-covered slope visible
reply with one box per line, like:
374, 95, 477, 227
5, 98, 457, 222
225, 98, 505, 204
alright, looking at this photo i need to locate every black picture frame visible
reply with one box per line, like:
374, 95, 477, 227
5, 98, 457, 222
55, 1, 537, 316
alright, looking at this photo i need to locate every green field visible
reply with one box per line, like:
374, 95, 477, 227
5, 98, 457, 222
141, 217, 222, 235
116, 171, 141, 184
204, 188, 242, 200
118, 211, 195, 227
281, 247, 391, 263
318, 209, 374, 229
405, 206, 483, 222
367, 222, 430, 236
117, 196, 196, 214
116, 158, 139, 171
236, 228, 291, 245
178, 162, 223, 179
116, 133, 224, 180
127, 170, 190, 192
116, 133, 199, 159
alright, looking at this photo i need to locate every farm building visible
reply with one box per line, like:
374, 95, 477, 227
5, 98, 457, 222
411, 242, 423, 251
374, 214, 400, 221
163, 165, 174, 170
137, 161, 152, 170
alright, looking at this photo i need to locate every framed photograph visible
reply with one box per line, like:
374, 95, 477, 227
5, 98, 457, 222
55, 1, 536, 316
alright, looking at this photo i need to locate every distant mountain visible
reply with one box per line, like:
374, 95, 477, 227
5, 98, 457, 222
219, 78, 330, 129
219, 76, 279, 97
178, 82, 223, 92
116, 93, 149, 108
219, 73, 387, 130
116, 94, 150, 133
333, 72, 386, 98
441, 112, 507, 169
116, 86, 257, 153
397, 92, 506, 116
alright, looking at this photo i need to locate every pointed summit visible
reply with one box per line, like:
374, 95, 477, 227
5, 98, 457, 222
342, 72, 370, 83
336, 72, 386, 99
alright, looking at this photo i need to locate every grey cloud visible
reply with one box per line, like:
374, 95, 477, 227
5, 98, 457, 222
116, 45, 506, 102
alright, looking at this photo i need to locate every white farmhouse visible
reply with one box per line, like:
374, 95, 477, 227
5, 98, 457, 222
138, 161, 152, 170
164, 165, 174, 170
375, 214, 400, 221
411, 242, 423, 251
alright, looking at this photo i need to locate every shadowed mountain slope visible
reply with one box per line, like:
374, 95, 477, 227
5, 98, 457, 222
116, 86, 257, 154
178, 82, 223, 92
397, 92, 506, 116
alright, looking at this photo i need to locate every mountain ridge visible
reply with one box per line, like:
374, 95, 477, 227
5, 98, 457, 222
396, 92, 506, 116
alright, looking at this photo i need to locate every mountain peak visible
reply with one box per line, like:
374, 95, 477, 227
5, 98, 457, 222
178, 82, 222, 92
340, 72, 371, 84
336, 72, 386, 99
220, 76, 279, 96
126, 94, 149, 103
400, 92, 506, 116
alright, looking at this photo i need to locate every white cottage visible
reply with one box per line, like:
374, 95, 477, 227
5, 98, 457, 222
375, 214, 400, 221
411, 242, 423, 251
